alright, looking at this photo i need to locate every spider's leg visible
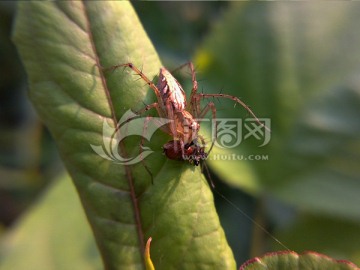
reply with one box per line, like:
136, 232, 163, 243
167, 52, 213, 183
190, 92, 203, 119
105, 63, 163, 104
111, 102, 161, 184
179, 139, 186, 161
111, 102, 160, 146
197, 93, 271, 133
138, 101, 172, 183
196, 101, 217, 154
187, 62, 198, 107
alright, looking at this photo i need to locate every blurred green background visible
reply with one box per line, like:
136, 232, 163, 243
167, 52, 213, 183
1, 2, 360, 269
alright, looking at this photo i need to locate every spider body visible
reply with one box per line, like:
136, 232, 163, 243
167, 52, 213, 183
156, 67, 200, 146
107, 62, 268, 167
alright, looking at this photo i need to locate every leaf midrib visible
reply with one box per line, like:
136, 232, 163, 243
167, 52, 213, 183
81, 1, 145, 254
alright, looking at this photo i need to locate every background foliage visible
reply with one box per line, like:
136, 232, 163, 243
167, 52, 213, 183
0, 2, 360, 269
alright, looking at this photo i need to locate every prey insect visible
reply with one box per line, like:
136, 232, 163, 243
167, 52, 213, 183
107, 62, 268, 166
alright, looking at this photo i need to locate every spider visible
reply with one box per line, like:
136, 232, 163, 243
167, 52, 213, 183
107, 62, 267, 166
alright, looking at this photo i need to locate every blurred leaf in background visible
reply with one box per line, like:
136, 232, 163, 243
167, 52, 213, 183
0, 174, 101, 270
0, 2, 63, 229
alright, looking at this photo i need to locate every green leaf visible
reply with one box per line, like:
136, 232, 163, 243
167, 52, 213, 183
239, 251, 360, 270
275, 83, 360, 221
0, 174, 102, 270
13, 2, 235, 269
277, 214, 360, 266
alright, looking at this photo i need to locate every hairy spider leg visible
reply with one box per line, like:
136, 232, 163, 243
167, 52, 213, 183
196, 93, 271, 133
109, 101, 160, 152
108, 63, 182, 132
194, 99, 217, 154
106, 63, 163, 105
106, 102, 161, 183
107, 62, 173, 138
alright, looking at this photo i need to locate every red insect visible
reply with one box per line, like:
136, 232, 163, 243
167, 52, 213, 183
162, 139, 207, 166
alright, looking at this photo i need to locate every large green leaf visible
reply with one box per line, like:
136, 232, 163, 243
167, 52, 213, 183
195, 2, 360, 220
14, 2, 235, 269
0, 174, 102, 270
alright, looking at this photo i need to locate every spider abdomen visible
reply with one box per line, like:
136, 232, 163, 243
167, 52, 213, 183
157, 67, 186, 111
